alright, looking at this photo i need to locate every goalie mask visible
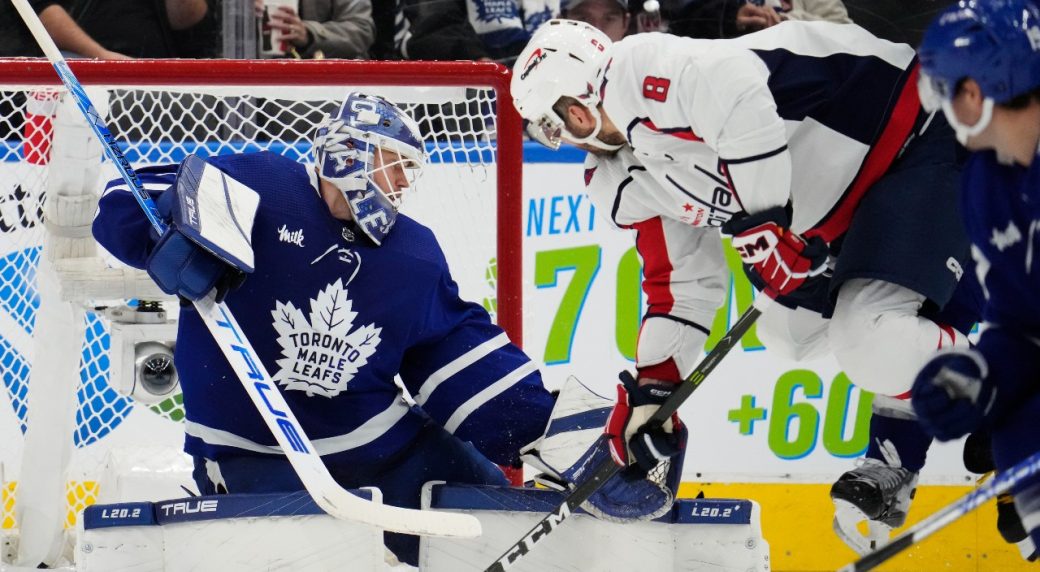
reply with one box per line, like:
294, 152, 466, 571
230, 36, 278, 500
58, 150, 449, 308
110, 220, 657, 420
511, 19, 620, 152
313, 93, 426, 245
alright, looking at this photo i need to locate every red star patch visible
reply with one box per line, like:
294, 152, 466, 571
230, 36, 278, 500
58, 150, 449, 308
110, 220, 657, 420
683, 203, 694, 212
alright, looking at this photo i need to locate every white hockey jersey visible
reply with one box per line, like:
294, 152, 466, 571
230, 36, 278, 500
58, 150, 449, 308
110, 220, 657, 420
585, 147, 729, 378
598, 21, 921, 241
585, 147, 728, 331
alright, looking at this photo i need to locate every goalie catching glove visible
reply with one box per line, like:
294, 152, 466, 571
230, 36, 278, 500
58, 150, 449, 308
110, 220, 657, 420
146, 154, 258, 302
521, 376, 685, 522
722, 206, 828, 297
606, 371, 686, 475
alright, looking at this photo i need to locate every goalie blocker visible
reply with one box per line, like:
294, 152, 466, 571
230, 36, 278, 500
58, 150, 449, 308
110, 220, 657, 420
145, 154, 259, 302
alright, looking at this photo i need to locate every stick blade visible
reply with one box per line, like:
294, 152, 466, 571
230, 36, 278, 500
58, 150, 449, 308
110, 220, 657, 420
318, 487, 482, 538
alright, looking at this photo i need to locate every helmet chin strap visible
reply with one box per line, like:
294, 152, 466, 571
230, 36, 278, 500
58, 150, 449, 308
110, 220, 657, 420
565, 105, 624, 152
942, 97, 994, 145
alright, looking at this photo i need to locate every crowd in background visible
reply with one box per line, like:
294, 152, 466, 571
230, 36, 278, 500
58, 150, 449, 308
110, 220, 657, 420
0, 0, 957, 62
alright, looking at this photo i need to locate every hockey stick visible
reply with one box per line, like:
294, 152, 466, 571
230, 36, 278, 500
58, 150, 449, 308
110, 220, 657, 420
484, 295, 771, 571
839, 449, 1040, 572
12, 0, 480, 539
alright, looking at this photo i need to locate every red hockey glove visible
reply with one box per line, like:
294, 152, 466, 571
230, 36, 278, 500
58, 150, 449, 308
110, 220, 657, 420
605, 371, 685, 476
723, 206, 828, 297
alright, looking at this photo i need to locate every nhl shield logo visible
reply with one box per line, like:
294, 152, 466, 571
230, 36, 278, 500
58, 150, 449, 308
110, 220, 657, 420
270, 279, 382, 397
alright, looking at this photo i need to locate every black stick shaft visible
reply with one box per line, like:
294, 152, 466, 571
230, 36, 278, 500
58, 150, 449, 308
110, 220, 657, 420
483, 300, 766, 572
650, 303, 763, 427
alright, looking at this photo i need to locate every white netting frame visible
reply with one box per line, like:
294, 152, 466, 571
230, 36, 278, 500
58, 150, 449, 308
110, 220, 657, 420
0, 59, 522, 561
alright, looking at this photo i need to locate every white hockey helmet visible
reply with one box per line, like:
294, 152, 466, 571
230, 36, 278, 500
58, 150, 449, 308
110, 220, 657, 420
511, 19, 620, 151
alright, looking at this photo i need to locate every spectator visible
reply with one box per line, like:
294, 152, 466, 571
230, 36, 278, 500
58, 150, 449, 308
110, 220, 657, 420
34, 0, 215, 59
842, 0, 955, 45
255, 0, 375, 59
667, 0, 850, 40
400, 0, 556, 63
370, 0, 402, 59
0, 1, 44, 57
562, 0, 631, 41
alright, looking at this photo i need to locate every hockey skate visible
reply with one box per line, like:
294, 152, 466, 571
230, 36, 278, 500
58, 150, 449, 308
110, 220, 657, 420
830, 441, 918, 555
997, 492, 1040, 562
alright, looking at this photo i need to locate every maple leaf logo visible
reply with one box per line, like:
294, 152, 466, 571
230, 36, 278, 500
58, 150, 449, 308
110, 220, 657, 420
270, 279, 382, 397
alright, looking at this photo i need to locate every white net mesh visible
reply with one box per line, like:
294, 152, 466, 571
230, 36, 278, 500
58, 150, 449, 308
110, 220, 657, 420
0, 62, 517, 551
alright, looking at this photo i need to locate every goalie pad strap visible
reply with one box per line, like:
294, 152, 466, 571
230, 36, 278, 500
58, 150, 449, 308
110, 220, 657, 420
43, 219, 92, 238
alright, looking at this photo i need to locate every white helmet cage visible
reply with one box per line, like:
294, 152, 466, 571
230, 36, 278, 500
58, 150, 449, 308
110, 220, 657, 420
511, 19, 620, 151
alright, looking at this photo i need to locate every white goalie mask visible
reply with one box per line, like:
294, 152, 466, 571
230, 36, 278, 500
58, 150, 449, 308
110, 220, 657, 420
313, 93, 427, 246
511, 19, 621, 152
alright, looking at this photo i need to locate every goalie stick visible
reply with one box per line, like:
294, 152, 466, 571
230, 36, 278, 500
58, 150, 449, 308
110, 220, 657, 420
12, 0, 480, 539
483, 295, 771, 572
839, 449, 1040, 572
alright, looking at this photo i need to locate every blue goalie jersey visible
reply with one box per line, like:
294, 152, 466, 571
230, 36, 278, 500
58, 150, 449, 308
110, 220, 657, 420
93, 151, 554, 468
960, 150, 1040, 410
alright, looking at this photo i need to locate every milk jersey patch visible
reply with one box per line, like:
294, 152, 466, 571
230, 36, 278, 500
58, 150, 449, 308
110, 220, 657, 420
270, 279, 382, 397
278, 224, 305, 247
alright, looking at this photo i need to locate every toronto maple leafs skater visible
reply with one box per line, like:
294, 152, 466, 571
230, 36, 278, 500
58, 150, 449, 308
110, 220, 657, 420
912, 0, 1040, 560
511, 19, 986, 552
91, 92, 555, 564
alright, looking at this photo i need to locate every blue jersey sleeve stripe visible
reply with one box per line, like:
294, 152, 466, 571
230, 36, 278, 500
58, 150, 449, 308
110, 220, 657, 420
442, 360, 541, 434
413, 332, 510, 406
185, 398, 410, 456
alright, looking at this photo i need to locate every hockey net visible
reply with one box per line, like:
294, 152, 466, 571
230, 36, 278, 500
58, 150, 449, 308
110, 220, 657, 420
0, 59, 521, 565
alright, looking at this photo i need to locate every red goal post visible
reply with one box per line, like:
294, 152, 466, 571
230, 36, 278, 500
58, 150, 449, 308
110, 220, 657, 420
0, 58, 523, 564
0, 58, 523, 338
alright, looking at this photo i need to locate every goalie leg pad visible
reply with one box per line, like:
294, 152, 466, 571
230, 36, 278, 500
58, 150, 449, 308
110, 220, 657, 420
520, 376, 615, 478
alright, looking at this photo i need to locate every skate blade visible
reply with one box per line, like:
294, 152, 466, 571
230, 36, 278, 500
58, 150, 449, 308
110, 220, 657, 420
1015, 536, 1039, 562
832, 498, 893, 556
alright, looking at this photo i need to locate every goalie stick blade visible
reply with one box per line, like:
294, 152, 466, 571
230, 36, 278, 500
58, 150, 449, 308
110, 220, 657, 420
317, 483, 482, 538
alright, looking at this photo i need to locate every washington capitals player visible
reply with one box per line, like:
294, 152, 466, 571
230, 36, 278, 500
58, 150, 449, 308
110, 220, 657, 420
91, 92, 555, 565
511, 19, 984, 552
914, 0, 1040, 560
